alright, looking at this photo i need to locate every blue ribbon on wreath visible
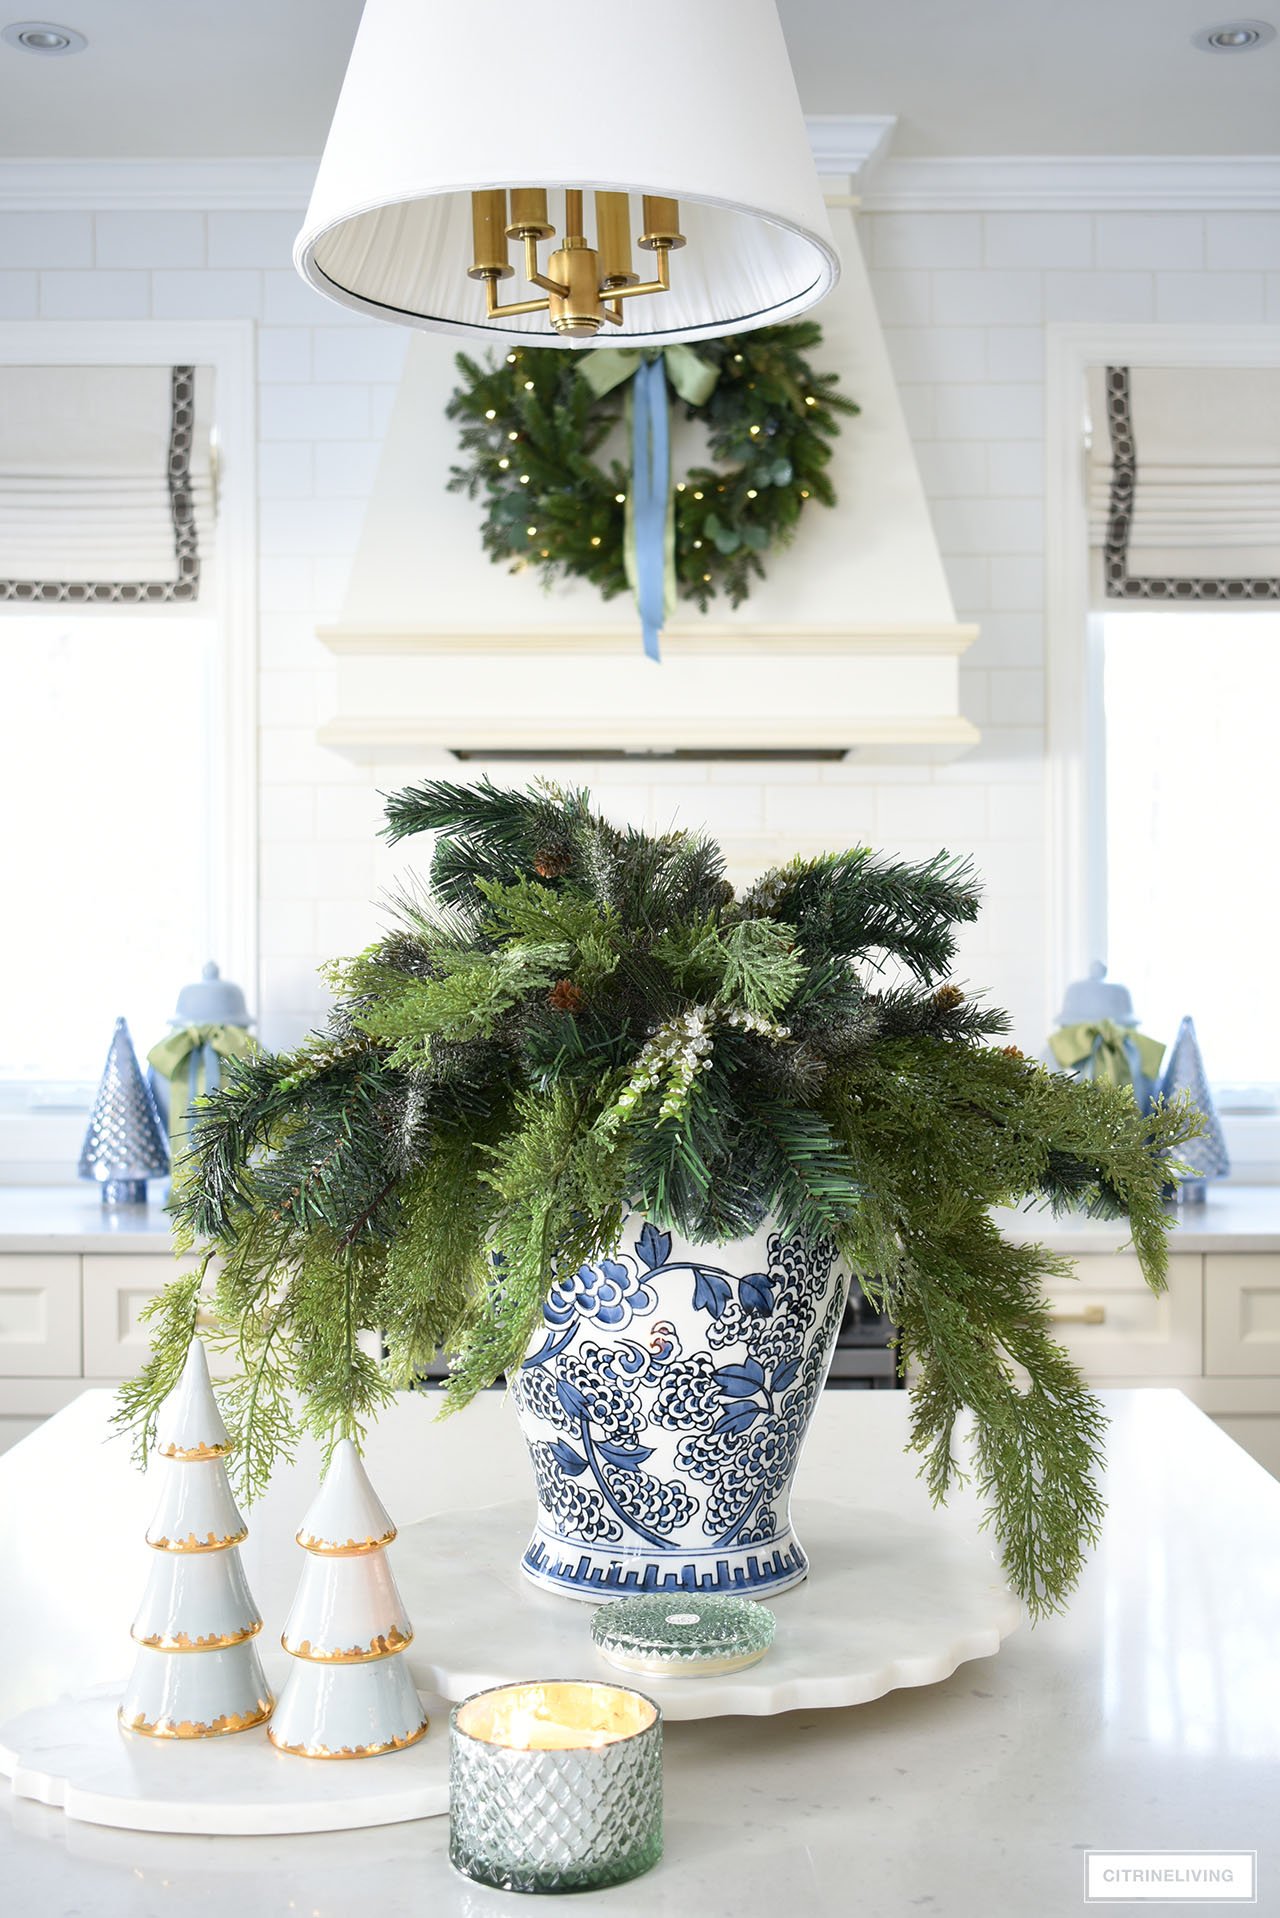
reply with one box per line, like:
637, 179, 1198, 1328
577, 346, 720, 663
630, 358, 668, 663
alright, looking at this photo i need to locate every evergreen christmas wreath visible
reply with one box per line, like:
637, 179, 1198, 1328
446, 321, 859, 654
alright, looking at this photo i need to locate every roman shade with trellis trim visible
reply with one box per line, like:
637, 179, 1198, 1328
0, 363, 214, 607
1087, 363, 1280, 605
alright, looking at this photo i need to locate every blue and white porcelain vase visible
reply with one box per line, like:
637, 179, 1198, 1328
511, 1217, 851, 1601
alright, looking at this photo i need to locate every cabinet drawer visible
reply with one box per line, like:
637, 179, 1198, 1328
0, 1256, 81, 1375
1204, 1254, 1280, 1377
1041, 1253, 1202, 1378
81, 1255, 224, 1380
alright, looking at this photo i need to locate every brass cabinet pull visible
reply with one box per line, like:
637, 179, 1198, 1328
1049, 1304, 1106, 1327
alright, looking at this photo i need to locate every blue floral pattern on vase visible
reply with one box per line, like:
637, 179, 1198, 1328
513, 1217, 850, 1600
544, 1256, 657, 1333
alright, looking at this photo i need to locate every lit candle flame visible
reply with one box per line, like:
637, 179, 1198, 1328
458, 1681, 655, 1752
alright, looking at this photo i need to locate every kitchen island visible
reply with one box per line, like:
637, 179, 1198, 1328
1, 1386, 1277, 1916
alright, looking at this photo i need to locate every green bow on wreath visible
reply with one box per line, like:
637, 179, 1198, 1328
445, 322, 859, 656
577, 343, 722, 409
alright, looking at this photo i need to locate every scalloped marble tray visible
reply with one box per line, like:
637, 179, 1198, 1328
398, 1497, 1021, 1721
0, 1665, 450, 1835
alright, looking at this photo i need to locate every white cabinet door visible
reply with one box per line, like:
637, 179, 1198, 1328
1204, 1254, 1280, 1378
82, 1255, 221, 1379
0, 1256, 81, 1376
1041, 1253, 1203, 1378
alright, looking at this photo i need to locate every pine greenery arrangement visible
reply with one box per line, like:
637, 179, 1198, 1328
119, 779, 1197, 1618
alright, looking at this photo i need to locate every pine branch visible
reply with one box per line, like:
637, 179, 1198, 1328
381, 775, 586, 852
749, 1099, 864, 1240
894, 1216, 1108, 1619
743, 849, 982, 982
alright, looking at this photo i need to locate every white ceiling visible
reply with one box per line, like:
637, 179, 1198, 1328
0, 0, 1276, 159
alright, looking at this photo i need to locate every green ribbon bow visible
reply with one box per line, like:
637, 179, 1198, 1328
1049, 1020, 1166, 1090
577, 346, 721, 650
577, 344, 721, 409
147, 1023, 258, 1166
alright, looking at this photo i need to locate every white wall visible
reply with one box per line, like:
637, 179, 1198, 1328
8, 202, 1276, 1053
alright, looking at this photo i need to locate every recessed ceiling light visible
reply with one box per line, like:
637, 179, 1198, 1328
1, 19, 87, 54
1191, 18, 1276, 50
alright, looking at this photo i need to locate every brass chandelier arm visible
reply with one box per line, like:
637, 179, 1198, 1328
522, 233, 569, 299
483, 277, 552, 320
605, 246, 672, 302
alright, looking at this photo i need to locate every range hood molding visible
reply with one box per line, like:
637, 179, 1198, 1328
317, 625, 978, 764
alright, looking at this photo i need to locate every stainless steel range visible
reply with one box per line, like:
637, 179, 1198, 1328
826, 1292, 903, 1390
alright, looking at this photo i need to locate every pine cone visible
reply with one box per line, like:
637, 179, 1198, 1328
933, 984, 965, 1010
547, 979, 586, 1014
533, 849, 572, 878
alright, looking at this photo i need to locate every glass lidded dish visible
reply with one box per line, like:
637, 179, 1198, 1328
592, 1594, 776, 1677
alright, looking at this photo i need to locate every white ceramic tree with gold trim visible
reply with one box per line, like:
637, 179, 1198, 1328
269, 1439, 428, 1759
119, 1338, 273, 1739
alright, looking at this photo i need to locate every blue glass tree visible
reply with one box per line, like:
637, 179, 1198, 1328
1160, 1016, 1229, 1203
78, 1017, 169, 1205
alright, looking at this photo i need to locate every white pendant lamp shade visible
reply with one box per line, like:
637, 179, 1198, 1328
295, 0, 838, 345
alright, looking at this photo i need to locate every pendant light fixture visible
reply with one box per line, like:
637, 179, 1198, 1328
294, 0, 838, 347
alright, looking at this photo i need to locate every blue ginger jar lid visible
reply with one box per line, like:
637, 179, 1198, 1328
592, 1595, 775, 1677
172, 962, 252, 1027
1056, 961, 1137, 1029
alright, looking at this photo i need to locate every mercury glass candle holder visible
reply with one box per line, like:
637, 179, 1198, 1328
449, 1680, 662, 1894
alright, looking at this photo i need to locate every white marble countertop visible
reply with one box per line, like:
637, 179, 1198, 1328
0, 1184, 174, 1252
997, 1182, 1280, 1253
5, 1182, 1280, 1256
2, 1387, 1278, 1916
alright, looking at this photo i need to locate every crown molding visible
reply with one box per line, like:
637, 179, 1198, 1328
806, 116, 898, 184
1, 142, 1277, 214
0, 124, 901, 211
863, 154, 1280, 211
0, 157, 318, 210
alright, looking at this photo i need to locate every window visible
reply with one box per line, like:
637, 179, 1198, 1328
0, 322, 256, 1176
0, 613, 217, 1101
1101, 609, 1280, 1102
1047, 326, 1280, 1173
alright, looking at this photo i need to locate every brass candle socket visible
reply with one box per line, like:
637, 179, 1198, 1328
639, 194, 686, 252
506, 188, 554, 241
468, 190, 514, 281
595, 191, 640, 289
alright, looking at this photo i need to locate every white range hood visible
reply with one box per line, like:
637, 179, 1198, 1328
317, 203, 977, 763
